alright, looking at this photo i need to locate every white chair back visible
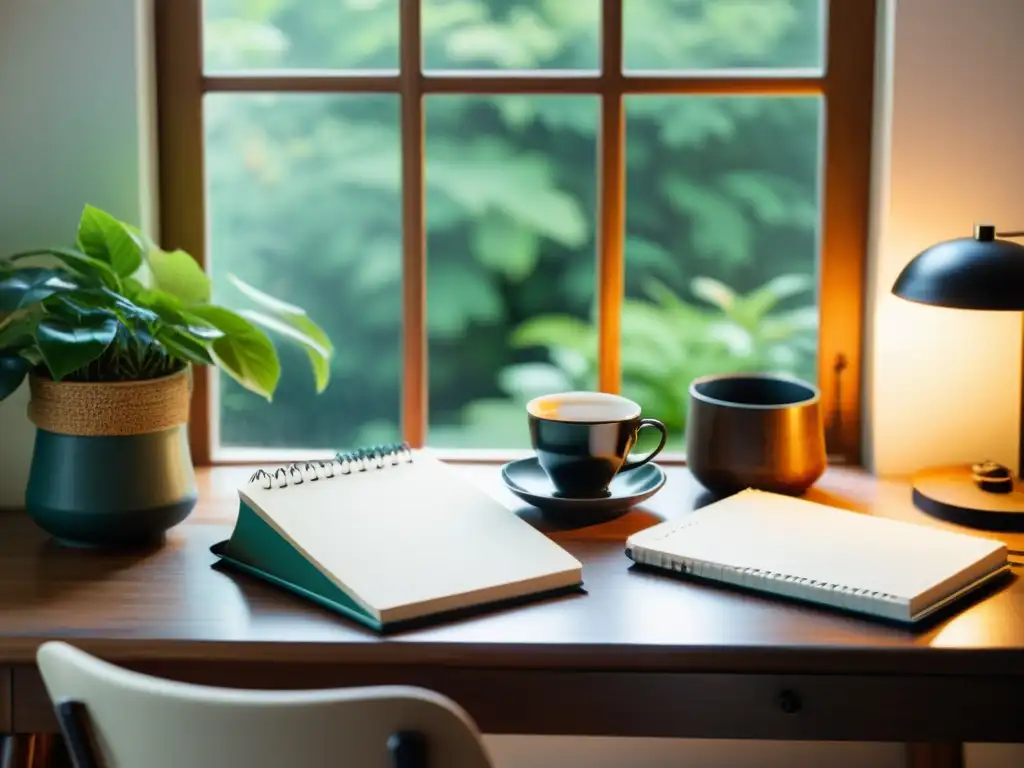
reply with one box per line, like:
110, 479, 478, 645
37, 641, 494, 768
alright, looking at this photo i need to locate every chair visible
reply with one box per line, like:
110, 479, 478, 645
36, 642, 495, 768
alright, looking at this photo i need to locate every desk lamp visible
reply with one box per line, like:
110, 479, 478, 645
892, 223, 1024, 531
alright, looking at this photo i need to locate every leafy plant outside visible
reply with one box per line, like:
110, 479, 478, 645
427, 273, 817, 449
0, 205, 332, 403
201, 0, 825, 450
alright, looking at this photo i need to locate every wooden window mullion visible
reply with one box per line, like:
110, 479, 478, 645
155, 0, 874, 465
597, 0, 625, 394
400, 0, 427, 448
818, 0, 877, 464
155, 0, 210, 464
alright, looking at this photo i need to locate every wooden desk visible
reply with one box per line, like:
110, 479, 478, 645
1, 466, 1021, 768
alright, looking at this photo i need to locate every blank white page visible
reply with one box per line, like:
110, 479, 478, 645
239, 451, 581, 620
628, 489, 1006, 611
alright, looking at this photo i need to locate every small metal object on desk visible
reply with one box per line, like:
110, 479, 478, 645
971, 460, 1013, 494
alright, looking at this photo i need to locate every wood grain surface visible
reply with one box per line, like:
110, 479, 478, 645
0, 466, 1022, 671
2, 464, 1022, 764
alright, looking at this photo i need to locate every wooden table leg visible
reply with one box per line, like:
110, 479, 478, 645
906, 742, 965, 768
0, 736, 65, 768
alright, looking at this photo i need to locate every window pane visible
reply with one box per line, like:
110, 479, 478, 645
625, 0, 825, 72
624, 95, 822, 450
423, 1, 599, 71
425, 96, 598, 448
203, 0, 399, 71
206, 94, 402, 450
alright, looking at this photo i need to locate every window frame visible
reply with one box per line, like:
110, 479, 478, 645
155, 0, 876, 466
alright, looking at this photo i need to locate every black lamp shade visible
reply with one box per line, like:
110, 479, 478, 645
892, 228, 1024, 311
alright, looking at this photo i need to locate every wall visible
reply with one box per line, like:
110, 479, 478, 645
0, 0, 1020, 765
0, 0, 155, 507
867, 0, 1024, 476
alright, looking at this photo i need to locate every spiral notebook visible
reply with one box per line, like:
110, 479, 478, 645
211, 444, 583, 631
625, 489, 1009, 623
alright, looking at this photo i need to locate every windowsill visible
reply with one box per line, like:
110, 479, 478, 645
204, 450, 857, 468
192, 461, 879, 526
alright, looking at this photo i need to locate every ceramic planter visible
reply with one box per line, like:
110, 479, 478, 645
25, 369, 197, 548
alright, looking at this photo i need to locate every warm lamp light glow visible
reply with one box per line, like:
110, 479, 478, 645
930, 600, 1016, 647
871, 293, 1019, 475
888, 226, 1024, 530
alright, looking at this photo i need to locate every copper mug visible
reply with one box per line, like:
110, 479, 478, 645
685, 373, 826, 496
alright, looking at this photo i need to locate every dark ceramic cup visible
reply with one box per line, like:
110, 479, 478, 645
686, 373, 826, 497
527, 392, 668, 498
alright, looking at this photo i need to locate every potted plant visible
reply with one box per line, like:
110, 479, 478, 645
0, 205, 332, 548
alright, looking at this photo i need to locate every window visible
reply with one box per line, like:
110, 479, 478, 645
156, 0, 875, 465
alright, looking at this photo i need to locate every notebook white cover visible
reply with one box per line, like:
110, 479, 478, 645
625, 489, 1008, 622
238, 450, 582, 624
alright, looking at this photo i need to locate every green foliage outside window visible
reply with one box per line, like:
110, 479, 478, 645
202, 0, 824, 451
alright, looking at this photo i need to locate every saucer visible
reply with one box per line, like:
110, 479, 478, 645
501, 457, 666, 524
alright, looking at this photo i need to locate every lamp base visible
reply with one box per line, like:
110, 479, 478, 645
911, 465, 1024, 532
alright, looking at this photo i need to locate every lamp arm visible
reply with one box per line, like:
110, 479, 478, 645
997, 230, 1024, 238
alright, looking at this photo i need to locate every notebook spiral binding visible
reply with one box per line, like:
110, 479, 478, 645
248, 442, 413, 490
639, 501, 901, 604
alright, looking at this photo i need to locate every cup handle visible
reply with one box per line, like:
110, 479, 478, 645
621, 418, 668, 471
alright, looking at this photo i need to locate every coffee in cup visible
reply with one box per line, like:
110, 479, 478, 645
526, 392, 668, 498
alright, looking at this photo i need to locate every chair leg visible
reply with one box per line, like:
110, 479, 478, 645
47, 737, 71, 768
1, 736, 38, 768
29, 735, 70, 768
388, 731, 428, 768
0, 735, 68, 768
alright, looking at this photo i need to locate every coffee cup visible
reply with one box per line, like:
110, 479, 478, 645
526, 392, 668, 498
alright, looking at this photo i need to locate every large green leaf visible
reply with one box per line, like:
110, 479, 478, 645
228, 275, 333, 392
157, 326, 215, 366
0, 354, 29, 400
239, 309, 331, 393
177, 313, 225, 341
187, 305, 279, 399
148, 248, 211, 305
6, 248, 119, 288
59, 287, 160, 329
35, 313, 119, 380
227, 274, 332, 352
76, 204, 144, 277
127, 285, 222, 341
0, 268, 78, 312
129, 285, 186, 320
0, 311, 41, 350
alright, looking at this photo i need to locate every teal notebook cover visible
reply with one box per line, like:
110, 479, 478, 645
210, 445, 584, 632
211, 500, 582, 632
215, 501, 381, 630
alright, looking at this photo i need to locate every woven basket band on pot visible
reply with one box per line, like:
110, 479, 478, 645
28, 369, 191, 437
